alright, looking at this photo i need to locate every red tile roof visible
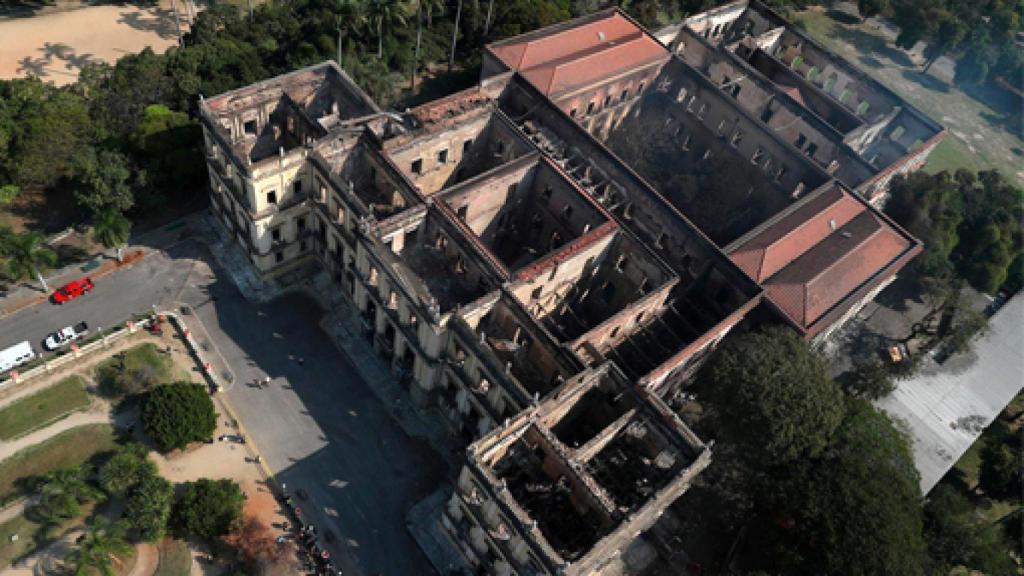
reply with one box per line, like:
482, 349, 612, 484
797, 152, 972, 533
727, 185, 915, 333
488, 11, 668, 98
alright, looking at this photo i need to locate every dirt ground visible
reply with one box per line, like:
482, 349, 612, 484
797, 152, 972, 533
0, 0, 199, 86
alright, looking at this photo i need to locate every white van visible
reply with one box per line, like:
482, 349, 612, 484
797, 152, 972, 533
0, 341, 36, 374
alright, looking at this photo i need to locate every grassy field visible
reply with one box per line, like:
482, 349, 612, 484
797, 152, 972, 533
796, 9, 1024, 186
0, 375, 90, 440
0, 423, 116, 504
154, 539, 192, 576
95, 342, 174, 396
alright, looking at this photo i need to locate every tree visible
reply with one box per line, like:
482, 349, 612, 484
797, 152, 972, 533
125, 473, 174, 542
367, 0, 408, 60
891, 0, 944, 50
954, 170, 1024, 294
333, 0, 366, 70
841, 358, 895, 400
142, 382, 217, 452
92, 209, 132, 261
98, 444, 154, 497
780, 400, 927, 576
174, 478, 244, 541
698, 326, 844, 467
0, 78, 94, 188
448, 0, 463, 71
885, 171, 963, 280
74, 149, 137, 217
978, 421, 1023, 499
857, 0, 889, 20
65, 515, 133, 576
36, 465, 103, 524
0, 184, 17, 205
4, 231, 57, 292
922, 18, 966, 73
924, 484, 1016, 575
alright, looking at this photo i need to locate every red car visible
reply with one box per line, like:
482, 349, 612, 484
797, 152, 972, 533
52, 277, 94, 304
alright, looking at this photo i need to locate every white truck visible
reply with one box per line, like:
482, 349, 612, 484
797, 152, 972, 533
44, 322, 89, 351
0, 341, 36, 374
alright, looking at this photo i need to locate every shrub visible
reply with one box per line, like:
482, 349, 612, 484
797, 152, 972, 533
142, 383, 216, 453
173, 478, 244, 541
126, 472, 174, 542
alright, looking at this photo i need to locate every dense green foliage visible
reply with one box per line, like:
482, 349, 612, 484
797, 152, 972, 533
886, 169, 1023, 294
66, 515, 133, 576
173, 478, 244, 541
695, 328, 929, 575
35, 464, 104, 525
125, 472, 175, 542
978, 420, 1023, 500
98, 443, 155, 497
142, 383, 217, 452
700, 326, 844, 466
923, 484, 1017, 575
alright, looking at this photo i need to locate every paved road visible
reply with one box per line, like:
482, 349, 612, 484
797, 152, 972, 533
0, 243, 200, 356
0, 232, 446, 575
180, 261, 445, 576
0, 245, 199, 357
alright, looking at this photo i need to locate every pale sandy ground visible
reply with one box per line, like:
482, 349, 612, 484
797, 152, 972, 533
0, 0, 198, 86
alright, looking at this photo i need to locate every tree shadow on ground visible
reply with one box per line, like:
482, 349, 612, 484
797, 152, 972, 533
16, 41, 104, 82
901, 69, 951, 94
117, 5, 179, 41
827, 19, 917, 69
54, 244, 91, 268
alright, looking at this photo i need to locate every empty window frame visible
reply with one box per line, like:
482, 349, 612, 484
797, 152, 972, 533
266, 190, 278, 204
243, 119, 257, 135
411, 159, 423, 174
586, 101, 596, 115
463, 139, 473, 153
437, 148, 448, 164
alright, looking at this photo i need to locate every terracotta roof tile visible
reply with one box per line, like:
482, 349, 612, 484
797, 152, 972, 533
489, 11, 668, 98
728, 185, 864, 282
763, 210, 910, 327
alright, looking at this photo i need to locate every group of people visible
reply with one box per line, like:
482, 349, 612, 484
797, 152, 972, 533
279, 487, 341, 575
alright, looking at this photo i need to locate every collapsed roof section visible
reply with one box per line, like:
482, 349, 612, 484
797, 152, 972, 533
457, 363, 708, 573
200, 61, 381, 167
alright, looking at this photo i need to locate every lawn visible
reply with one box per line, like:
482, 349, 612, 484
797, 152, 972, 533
0, 423, 116, 504
95, 342, 174, 396
0, 375, 90, 440
795, 9, 1024, 187
154, 539, 192, 576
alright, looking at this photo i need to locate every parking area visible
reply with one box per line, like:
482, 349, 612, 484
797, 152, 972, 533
178, 251, 446, 576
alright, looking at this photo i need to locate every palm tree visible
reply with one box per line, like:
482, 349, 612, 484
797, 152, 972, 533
5, 231, 57, 292
420, 0, 443, 28
484, 0, 494, 37
448, 0, 462, 72
92, 209, 131, 263
37, 466, 103, 524
333, 0, 366, 69
410, 0, 423, 88
66, 516, 132, 576
367, 0, 408, 60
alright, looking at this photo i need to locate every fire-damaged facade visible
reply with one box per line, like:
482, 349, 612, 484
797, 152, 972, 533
198, 1, 940, 573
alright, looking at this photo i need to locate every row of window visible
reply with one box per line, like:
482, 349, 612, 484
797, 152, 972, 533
568, 82, 646, 120
410, 138, 475, 175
